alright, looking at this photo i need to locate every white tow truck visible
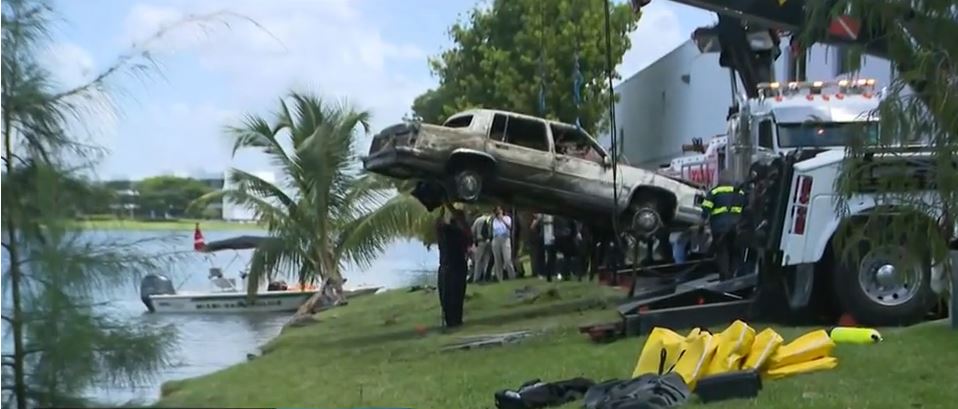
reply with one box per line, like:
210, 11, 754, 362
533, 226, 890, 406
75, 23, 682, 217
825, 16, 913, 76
656, 78, 952, 326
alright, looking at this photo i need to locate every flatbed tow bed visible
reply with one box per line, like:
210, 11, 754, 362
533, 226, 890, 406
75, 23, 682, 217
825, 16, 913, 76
590, 256, 761, 337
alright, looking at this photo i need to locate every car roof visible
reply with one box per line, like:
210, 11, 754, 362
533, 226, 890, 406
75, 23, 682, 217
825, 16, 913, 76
449, 109, 584, 131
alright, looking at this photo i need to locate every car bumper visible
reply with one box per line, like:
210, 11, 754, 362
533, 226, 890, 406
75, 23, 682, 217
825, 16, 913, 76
362, 147, 443, 179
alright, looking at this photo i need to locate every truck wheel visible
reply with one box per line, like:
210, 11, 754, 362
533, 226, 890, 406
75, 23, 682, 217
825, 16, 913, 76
833, 239, 935, 326
451, 168, 483, 202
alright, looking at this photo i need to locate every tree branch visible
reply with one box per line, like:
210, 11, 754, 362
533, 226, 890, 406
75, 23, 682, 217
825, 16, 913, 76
51, 11, 280, 102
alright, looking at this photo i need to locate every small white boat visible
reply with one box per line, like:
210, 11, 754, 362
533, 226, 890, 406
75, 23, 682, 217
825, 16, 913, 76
145, 288, 319, 313
140, 234, 321, 314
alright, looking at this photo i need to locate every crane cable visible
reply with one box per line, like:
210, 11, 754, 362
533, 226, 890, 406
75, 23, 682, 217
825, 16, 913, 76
537, 0, 546, 116
602, 0, 624, 251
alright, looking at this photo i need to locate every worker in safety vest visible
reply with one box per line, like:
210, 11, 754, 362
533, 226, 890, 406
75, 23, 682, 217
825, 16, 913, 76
701, 170, 747, 280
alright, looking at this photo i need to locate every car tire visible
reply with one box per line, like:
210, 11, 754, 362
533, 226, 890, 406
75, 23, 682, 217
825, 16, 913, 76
624, 200, 663, 240
451, 168, 483, 202
832, 224, 936, 326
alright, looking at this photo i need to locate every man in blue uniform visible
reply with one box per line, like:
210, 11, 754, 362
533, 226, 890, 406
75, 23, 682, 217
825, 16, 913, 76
701, 170, 747, 280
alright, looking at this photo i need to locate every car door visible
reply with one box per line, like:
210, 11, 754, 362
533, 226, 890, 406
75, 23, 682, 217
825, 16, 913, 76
486, 113, 555, 196
551, 125, 615, 211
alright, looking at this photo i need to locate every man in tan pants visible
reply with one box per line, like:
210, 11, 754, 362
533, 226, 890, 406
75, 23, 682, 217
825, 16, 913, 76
490, 206, 516, 281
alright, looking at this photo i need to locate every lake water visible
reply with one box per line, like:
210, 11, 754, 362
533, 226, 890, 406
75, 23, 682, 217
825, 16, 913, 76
2, 229, 437, 404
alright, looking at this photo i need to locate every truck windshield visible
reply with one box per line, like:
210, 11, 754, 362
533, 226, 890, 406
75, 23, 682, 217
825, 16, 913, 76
777, 121, 878, 148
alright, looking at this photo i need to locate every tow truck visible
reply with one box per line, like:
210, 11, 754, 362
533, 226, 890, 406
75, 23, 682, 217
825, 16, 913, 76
644, 78, 952, 327
598, 1, 955, 334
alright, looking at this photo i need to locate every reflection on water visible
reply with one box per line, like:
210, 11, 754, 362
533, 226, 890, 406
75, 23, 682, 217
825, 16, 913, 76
2, 229, 436, 404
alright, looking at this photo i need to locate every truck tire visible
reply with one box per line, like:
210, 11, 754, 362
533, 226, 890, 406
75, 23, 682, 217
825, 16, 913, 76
833, 233, 936, 326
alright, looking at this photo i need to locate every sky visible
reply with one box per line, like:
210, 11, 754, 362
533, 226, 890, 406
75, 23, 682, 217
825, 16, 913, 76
47, 0, 716, 180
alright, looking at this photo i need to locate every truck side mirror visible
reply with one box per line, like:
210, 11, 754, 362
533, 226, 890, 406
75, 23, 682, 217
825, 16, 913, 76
602, 156, 612, 167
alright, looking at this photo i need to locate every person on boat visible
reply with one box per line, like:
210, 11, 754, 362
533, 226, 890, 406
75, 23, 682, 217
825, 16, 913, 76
436, 202, 472, 328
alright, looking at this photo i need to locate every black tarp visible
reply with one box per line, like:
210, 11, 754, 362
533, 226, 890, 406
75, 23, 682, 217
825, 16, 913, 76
201, 235, 275, 252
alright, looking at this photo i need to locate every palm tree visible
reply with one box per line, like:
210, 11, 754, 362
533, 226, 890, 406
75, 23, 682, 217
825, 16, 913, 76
196, 92, 435, 318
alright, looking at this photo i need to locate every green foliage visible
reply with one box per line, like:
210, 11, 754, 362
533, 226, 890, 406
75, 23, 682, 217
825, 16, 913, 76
193, 92, 435, 297
136, 176, 215, 218
801, 1, 958, 270
412, 0, 639, 135
3, 161, 180, 408
2, 1, 252, 407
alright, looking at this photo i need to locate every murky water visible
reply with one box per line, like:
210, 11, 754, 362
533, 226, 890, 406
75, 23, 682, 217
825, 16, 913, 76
2, 229, 437, 404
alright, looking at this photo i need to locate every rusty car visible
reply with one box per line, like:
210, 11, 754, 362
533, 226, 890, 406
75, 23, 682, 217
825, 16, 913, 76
362, 109, 705, 237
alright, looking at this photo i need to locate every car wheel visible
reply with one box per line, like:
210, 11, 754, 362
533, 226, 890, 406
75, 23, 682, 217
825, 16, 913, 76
452, 168, 483, 202
625, 201, 662, 240
833, 234, 935, 326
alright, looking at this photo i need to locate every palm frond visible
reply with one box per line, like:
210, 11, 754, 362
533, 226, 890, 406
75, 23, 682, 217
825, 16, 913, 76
228, 168, 297, 210
245, 235, 307, 296
335, 192, 433, 269
225, 114, 298, 174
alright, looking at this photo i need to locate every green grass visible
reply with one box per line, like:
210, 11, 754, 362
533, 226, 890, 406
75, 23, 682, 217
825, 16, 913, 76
69, 218, 262, 231
156, 279, 958, 409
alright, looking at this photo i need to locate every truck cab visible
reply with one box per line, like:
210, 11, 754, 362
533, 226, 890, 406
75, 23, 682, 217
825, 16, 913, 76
731, 79, 951, 326
660, 78, 949, 326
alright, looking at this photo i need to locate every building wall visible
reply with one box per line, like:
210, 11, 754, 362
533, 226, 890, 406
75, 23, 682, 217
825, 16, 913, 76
611, 40, 732, 170
610, 39, 894, 169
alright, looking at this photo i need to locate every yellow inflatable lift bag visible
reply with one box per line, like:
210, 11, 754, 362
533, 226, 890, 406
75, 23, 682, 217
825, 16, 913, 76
765, 356, 838, 380
767, 329, 835, 369
632, 324, 842, 387
742, 328, 784, 371
632, 328, 685, 378
670, 330, 719, 389
704, 320, 756, 377
632, 328, 719, 390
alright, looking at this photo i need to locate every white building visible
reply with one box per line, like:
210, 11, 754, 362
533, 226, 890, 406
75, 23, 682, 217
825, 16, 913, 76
610, 39, 894, 169
221, 169, 279, 222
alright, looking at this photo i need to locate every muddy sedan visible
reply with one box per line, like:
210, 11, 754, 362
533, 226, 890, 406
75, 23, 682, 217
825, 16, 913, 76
362, 109, 705, 237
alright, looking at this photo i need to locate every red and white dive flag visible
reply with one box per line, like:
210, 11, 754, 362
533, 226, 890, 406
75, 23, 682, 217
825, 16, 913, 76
194, 223, 206, 251
828, 15, 861, 40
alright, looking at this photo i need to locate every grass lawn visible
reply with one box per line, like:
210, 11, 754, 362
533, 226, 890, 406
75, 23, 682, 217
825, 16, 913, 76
70, 218, 262, 231
156, 279, 958, 409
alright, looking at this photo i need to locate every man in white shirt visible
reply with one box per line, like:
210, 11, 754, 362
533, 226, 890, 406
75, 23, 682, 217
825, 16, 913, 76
490, 206, 516, 281
470, 214, 493, 282
540, 214, 557, 281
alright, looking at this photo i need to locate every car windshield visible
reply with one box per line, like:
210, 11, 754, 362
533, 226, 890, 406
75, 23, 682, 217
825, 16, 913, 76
777, 121, 879, 148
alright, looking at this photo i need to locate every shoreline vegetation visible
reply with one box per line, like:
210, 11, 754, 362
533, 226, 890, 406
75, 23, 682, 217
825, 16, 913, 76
157, 279, 958, 409
68, 218, 263, 232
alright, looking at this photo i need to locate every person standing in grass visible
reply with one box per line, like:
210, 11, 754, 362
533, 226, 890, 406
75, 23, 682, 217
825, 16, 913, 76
490, 205, 516, 281
470, 212, 493, 282
535, 213, 558, 282
436, 203, 472, 328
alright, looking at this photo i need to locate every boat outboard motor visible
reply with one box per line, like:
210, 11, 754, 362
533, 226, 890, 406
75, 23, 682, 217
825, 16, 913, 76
140, 274, 175, 313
